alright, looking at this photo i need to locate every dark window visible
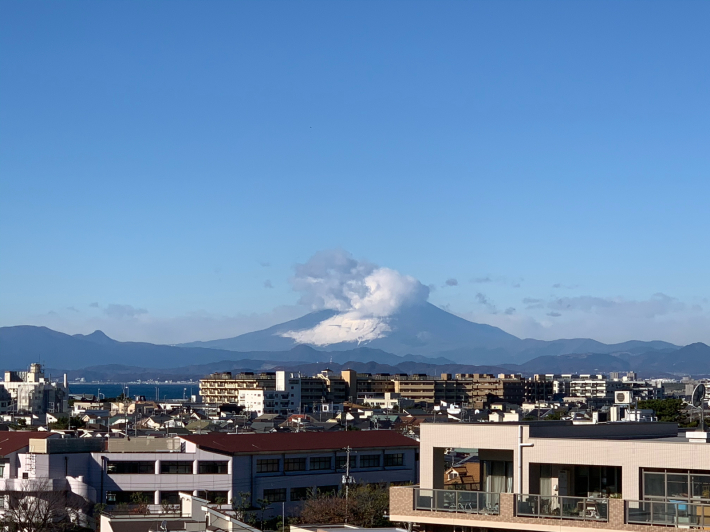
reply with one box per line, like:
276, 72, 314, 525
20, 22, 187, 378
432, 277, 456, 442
263, 488, 287, 503
317, 485, 339, 496
384, 453, 404, 467
335, 456, 356, 470
290, 487, 312, 501
198, 461, 229, 474
285, 458, 307, 471
106, 491, 153, 504
160, 461, 193, 474
309, 457, 332, 470
160, 491, 181, 504
256, 459, 280, 473
107, 461, 155, 474
199, 491, 229, 504
359, 454, 381, 468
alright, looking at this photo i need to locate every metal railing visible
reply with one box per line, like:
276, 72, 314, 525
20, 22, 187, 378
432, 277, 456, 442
626, 499, 710, 528
414, 488, 500, 515
103, 504, 184, 518
515, 494, 608, 522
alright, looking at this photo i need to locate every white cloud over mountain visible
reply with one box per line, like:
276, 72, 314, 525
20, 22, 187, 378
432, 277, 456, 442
281, 250, 429, 345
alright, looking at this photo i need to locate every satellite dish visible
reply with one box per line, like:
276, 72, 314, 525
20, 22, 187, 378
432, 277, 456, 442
692, 384, 706, 408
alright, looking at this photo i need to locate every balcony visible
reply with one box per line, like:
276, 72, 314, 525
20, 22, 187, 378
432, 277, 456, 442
626, 499, 710, 528
515, 494, 608, 522
390, 486, 710, 531
414, 488, 500, 515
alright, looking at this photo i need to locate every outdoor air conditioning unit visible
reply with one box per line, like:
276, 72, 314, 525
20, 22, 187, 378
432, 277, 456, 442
615, 391, 632, 404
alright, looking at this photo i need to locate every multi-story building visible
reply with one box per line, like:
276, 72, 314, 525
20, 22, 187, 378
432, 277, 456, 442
199, 371, 278, 404
390, 421, 710, 531
201, 370, 348, 413
524, 375, 555, 403
1, 363, 68, 415
1, 431, 418, 520
570, 374, 624, 399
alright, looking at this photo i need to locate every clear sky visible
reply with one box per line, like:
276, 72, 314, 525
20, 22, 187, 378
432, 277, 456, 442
1, 1, 709, 346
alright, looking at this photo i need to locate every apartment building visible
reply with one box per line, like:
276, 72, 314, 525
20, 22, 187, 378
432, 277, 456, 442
1, 363, 68, 415
200, 370, 348, 413
1, 431, 418, 520
390, 421, 710, 531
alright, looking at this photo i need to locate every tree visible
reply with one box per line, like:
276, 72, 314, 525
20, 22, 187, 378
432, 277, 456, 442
49, 417, 86, 430
298, 484, 390, 527
0, 478, 91, 531
231, 492, 253, 521
638, 398, 697, 427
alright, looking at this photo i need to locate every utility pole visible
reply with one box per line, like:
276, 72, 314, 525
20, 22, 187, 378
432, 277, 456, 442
341, 446, 355, 523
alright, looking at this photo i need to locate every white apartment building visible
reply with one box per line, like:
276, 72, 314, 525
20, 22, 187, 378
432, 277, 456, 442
1, 363, 68, 415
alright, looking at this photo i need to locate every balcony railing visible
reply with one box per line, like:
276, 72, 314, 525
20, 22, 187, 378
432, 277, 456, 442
626, 499, 710, 528
414, 488, 500, 515
515, 494, 608, 522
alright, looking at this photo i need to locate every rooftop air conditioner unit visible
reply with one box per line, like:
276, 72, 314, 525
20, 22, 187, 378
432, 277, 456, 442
615, 391, 632, 405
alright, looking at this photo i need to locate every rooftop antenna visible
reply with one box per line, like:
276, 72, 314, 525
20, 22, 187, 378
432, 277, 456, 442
692, 383, 706, 431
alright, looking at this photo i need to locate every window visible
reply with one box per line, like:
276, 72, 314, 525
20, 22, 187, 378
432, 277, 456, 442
263, 488, 287, 503
107, 461, 155, 474
309, 457, 332, 470
285, 458, 307, 471
161, 461, 193, 474
692, 475, 710, 501
642, 469, 710, 501
359, 454, 381, 468
198, 490, 229, 504
106, 491, 153, 504
317, 485, 339, 496
256, 459, 280, 473
335, 456, 355, 470
199, 461, 229, 474
290, 487, 312, 501
0, 464, 4, 478
160, 491, 181, 504
384, 453, 404, 467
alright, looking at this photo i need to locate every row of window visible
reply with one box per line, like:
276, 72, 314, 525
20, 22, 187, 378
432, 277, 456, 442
643, 469, 710, 501
262, 481, 409, 503
256, 453, 403, 473
106, 460, 228, 475
106, 490, 229, 505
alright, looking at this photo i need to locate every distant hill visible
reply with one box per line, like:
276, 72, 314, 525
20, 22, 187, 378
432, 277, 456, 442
178, 302, 678, 365
46, 343, 710, 382
0, 326, 452, 370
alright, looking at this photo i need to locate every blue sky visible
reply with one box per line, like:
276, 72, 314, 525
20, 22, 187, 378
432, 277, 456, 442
1, 1, 709, 345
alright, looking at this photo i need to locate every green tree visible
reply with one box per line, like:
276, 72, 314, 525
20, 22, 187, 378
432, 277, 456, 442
49, 416, 87, 430
638, 398, 697, 427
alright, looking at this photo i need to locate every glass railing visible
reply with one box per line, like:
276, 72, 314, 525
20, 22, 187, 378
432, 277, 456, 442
627, 500, 710, 527
414, 488, 500, 515
515, 494, 608, 522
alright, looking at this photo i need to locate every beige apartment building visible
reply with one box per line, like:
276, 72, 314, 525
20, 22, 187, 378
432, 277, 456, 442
201, 370, 526, 411
390, 421, 710, 531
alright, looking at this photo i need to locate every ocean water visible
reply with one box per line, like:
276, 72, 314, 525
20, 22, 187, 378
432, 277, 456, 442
68, 383, 199, 401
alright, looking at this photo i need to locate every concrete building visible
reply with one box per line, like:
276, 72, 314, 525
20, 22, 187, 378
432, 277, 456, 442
2, 431, 418, 519
1, 363, 68, 415
390, 421, 710, 531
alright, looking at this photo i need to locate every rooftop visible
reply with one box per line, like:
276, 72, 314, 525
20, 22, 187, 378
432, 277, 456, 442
182, 430, 418, 455
0, 432, 52, 457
